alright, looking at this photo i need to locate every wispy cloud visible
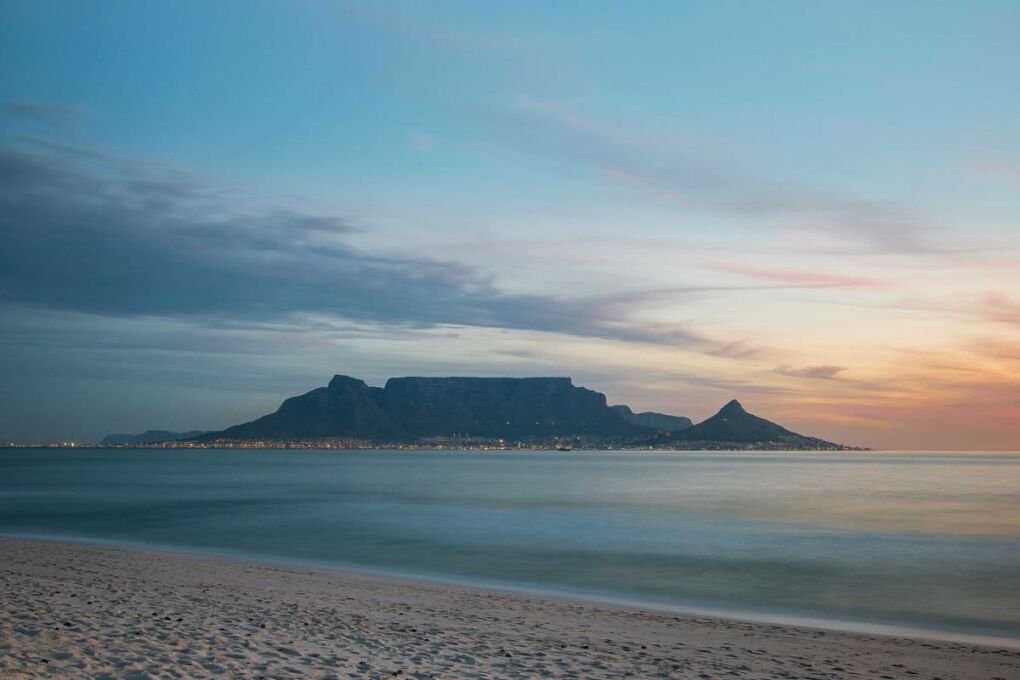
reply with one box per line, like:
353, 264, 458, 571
711, 263, 887, 288
502, 97, 943, 253
870, 291, 1020, 329
966, 337, 1020, 363
706, 340, 770, 361
983, 292, 1020, 326
2, 100, 89, 126
17, 133, 120, 162
963, 153, 1020, 188
775, 365, 847, 380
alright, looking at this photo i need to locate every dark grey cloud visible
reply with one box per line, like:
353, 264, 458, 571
775, 365, 847, 380
0, 142, 705, 347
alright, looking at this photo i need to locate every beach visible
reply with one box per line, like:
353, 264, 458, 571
1, 537, 1017, 679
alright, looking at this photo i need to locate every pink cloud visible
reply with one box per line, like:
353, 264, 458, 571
965, 155, 1020, 187
775, 365, 847, 380
712, 262, 887, 288
984, 292, 1020, 326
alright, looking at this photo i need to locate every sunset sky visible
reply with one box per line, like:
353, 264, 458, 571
1, 1, 1018, 449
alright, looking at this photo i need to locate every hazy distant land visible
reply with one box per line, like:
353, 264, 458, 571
99, 430, 208, 446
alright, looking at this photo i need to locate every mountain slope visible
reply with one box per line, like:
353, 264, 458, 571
210, 375, 397, 441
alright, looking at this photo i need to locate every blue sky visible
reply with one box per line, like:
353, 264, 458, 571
1, 1, 1018, 448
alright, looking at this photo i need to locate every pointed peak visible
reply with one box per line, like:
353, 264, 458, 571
718, 399, 746, 416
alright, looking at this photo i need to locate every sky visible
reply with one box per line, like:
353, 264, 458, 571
1, 1, 1018, 449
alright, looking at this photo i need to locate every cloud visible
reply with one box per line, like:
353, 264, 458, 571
775, 365, 847, 380
882, 291, 1020, 329
17, 133, 118, 162
706, 340, 770, 360
502, 98, 941, 253
0, 141, 711, 348
983, 292, 1020, 326
963, 154, 1020, 188
712, 263, 886, 288
966, 337, 1020, 364
2, 100, 89, 126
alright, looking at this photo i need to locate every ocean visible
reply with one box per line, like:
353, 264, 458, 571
1, 449, 1017, 646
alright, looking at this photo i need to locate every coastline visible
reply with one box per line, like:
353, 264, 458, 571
1, 443, 869, 451
2, 537, 1017, 679
4, 530, 1019, 651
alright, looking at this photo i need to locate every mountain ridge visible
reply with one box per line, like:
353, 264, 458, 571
609, 405, 693, 432
199, 375, 649, 442
173, 375, 858, 450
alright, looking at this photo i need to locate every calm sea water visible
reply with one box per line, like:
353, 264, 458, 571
1, 449, 1018, 645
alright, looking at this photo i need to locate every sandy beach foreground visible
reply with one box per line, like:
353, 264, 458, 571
1, 537, 1017, 679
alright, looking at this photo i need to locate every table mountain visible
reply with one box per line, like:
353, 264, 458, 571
187, 376, 855, 449
199, 375, 653, 442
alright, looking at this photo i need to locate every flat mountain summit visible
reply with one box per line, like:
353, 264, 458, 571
199, 375, 649, 442
178, 374, 855, 450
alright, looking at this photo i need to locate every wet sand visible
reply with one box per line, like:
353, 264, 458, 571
1, 536, 1017, 679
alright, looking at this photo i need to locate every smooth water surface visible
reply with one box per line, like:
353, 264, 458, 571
1, 449, 1018, 643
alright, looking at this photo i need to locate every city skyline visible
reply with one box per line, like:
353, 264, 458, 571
1, 1, 1018, 449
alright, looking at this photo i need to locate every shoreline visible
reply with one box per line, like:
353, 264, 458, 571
4, 531, 1018, 652
3, 444, 872, 451
2, 537, 1018, 679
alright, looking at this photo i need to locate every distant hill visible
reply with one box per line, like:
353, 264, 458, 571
610, 405, 692, 432
101, 430, 207, 446
658, 400, 849, 449
199, 375, 654, 442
